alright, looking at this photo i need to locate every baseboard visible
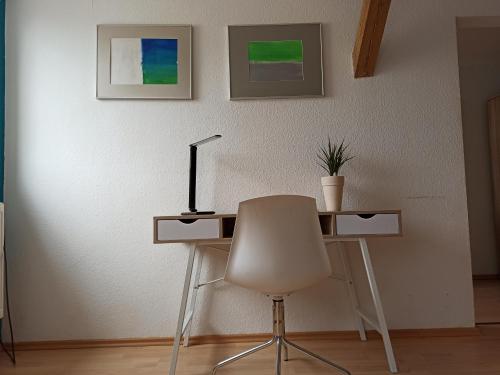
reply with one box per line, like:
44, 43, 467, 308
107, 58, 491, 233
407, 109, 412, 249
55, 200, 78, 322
473, 274, 500, 280
4, 327, 480, 351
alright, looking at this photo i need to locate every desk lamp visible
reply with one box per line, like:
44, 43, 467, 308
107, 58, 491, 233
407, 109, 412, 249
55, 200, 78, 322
181, 135, 222, 215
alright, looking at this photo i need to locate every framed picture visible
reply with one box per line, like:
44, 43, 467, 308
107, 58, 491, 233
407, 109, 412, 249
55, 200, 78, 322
97, 25, 192, 99
228, 23, 324, 100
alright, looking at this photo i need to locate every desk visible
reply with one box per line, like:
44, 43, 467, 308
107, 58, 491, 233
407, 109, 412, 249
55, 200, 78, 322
154, 210, 402, 374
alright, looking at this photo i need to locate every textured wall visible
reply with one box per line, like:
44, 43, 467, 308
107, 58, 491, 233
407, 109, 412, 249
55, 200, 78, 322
457, 26, 500, 275
4, 0, 495, 342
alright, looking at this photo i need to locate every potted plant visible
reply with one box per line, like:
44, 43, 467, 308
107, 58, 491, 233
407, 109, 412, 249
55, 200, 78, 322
317, 138, 353, 211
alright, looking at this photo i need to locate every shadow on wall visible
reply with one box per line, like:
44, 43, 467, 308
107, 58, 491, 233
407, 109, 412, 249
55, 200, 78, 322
376, 3, 443, 77
3, 19, 94, 341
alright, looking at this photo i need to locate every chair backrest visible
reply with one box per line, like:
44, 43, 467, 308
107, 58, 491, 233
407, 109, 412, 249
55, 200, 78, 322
224, 195, 332, 296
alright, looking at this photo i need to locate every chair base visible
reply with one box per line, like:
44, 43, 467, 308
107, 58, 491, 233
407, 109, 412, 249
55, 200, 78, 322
212, 299, 351, 375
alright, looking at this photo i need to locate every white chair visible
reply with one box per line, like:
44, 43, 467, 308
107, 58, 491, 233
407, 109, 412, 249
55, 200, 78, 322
212, 195, 351, 375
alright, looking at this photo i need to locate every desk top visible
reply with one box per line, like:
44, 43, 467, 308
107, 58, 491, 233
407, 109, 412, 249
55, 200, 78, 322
154, 210, 402, 244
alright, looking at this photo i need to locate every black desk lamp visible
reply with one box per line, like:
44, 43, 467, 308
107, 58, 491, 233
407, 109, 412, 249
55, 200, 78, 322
181, 135, 222, 215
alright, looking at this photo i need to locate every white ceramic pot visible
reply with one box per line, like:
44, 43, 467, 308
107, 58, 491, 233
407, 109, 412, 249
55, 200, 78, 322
321, 175, 344, 211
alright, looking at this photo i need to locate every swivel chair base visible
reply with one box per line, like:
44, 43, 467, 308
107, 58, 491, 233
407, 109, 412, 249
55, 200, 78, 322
212, 299, 351, 375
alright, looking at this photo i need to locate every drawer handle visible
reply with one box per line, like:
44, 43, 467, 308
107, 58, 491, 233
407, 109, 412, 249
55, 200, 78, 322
357, 214, 376, 219
179, 219, 198, 224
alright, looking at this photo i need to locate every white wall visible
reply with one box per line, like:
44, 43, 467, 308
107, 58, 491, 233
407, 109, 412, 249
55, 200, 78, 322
5, 0, 497, 342
457, 25, 500, 275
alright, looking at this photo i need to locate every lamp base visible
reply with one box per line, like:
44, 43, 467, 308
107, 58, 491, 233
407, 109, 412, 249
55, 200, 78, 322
181, 210, 216, 216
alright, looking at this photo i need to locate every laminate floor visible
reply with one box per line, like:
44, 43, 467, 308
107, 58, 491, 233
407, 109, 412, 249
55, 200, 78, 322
2, 327, 500, 375
474, 279, 500, 324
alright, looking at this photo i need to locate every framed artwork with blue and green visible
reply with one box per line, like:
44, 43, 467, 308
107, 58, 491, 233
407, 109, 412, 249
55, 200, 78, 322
97, 25, 192, 99
228, 23, 324, 100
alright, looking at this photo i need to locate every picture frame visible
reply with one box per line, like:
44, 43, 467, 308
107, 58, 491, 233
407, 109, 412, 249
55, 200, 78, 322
97, 24, 192, 100
228, 23, 324, 100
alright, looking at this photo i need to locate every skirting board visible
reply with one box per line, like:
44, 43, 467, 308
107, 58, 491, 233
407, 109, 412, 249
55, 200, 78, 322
2, 328, 480, 351
473, 274, 500, 280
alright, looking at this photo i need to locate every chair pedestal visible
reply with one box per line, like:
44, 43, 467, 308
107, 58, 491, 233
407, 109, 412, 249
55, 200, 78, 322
212, 299, 351, 375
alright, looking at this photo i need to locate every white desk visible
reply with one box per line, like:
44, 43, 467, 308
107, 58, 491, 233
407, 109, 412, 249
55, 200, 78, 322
154, 210, 402, 375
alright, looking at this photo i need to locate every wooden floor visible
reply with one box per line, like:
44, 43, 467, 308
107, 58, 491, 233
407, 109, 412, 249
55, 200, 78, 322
474, 279, 500, 324
2, 328, 500, 375
1, 280, 499, 374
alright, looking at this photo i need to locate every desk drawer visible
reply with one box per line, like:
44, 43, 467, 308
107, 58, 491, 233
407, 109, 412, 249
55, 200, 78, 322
156, 219, 220, 242
335, 213, 400, 236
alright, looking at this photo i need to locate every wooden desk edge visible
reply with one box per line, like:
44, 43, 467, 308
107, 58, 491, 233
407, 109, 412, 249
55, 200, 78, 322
153, 209, 401, 221
153, 210, 402, 244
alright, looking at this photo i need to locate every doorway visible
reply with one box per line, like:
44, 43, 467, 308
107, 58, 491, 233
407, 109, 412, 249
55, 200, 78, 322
457, 17, 500, 324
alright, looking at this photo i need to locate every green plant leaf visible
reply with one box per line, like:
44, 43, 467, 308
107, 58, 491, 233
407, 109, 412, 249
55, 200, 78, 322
316, 137, 354, 176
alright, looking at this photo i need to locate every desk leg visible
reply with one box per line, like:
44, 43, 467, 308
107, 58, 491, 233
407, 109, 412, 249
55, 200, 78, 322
169, 244, 197, 375
359, 238, 398, 374
183, 249, 204, 347
338, 243, 367, 341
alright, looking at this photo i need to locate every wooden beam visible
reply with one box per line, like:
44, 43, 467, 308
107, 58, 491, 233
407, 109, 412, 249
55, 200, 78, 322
352, 0, 391, 78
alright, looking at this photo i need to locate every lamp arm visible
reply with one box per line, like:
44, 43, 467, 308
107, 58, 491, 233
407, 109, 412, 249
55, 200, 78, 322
188, 145, 197, 213
181, 134, 221, 216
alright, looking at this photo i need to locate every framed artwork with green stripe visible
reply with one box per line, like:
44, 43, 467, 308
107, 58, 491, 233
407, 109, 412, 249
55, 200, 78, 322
228, 23, 323, 100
